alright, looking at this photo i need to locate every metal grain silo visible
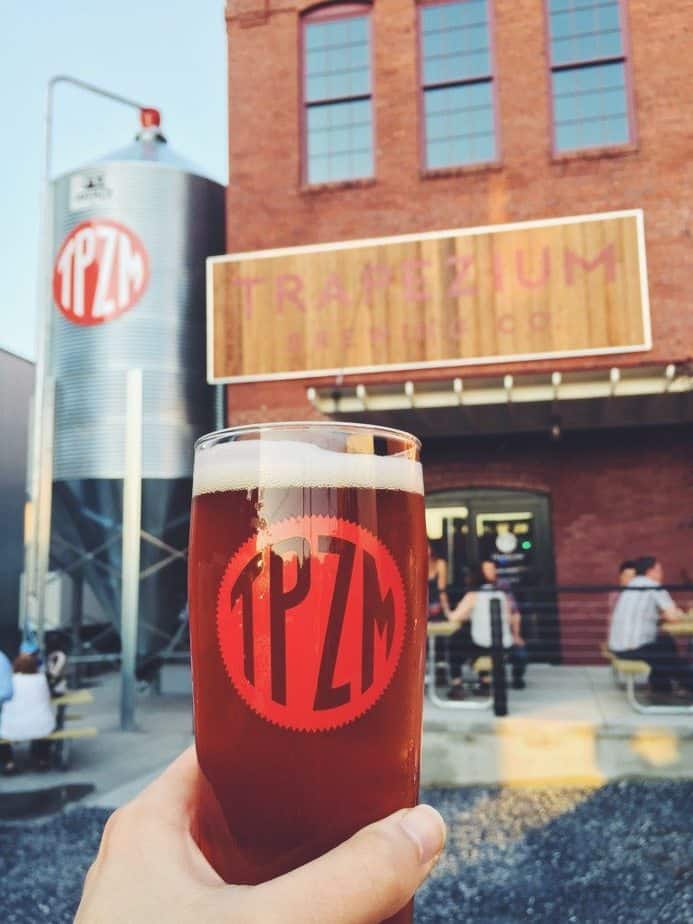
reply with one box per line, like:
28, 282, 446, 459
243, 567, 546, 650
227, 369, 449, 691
48, 111, 225, 655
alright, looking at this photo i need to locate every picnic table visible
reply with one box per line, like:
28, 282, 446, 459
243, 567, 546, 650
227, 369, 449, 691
49, 688, 97, 769
661, 617, 693, 638
425, 620, 494, 712
603, 613, 693, 714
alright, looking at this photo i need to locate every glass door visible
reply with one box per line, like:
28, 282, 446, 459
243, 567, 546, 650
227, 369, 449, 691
426, 489, 560, 662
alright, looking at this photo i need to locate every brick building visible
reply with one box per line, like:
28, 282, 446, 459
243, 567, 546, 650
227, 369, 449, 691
217, 0, 692, 662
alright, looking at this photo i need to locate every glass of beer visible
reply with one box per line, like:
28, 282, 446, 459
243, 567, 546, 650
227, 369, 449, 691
189, 422, 427, 923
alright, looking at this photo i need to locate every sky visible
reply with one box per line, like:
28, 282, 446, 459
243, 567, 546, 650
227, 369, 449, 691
0, 0, 228, 360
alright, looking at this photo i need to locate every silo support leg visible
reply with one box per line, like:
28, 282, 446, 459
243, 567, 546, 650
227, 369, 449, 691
120, 369, 143, 732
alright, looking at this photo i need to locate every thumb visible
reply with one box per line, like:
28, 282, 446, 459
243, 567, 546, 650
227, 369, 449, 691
239, 804, 446, 924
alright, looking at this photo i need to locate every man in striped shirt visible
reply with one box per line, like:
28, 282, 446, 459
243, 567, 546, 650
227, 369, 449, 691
609, 556, 693, 698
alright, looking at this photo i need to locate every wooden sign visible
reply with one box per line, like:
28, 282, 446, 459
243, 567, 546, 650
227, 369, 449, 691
207, 210, 650, 383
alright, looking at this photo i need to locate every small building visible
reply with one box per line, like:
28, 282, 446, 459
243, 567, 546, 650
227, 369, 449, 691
210, 0, 692, 663
0, 349, 34, 652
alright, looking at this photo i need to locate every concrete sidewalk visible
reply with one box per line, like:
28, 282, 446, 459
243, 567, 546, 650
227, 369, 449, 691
0, 665, 690, 811
423, 664, 693, 786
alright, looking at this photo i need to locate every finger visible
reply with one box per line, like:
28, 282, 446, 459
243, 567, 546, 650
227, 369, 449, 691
238, 804, 446, 924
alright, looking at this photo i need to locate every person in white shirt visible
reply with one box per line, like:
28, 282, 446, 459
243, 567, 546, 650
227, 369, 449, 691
445, 562, 528, 699
608, 556, 693, 698
0, 652, 55, 774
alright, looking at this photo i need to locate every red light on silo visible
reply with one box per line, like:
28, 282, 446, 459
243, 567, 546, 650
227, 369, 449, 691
140, 108, 161, 128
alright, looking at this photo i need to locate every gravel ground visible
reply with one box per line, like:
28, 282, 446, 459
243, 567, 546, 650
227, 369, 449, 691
1, 780, 692, 923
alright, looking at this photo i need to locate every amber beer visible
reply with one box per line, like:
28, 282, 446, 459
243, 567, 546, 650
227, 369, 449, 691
189, 424, 427, 923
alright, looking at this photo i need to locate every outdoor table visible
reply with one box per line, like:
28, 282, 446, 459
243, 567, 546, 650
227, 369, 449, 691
662, 617, 693, 656
426, 621, 457, 689
426, 620, 458, 639
425, 620, 492, 711
661, 618, 693, 638
52, 688, 95, 731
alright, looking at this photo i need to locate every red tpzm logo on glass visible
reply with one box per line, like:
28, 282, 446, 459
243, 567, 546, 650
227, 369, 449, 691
52, 219, 149, 325
217, 516, 407, 732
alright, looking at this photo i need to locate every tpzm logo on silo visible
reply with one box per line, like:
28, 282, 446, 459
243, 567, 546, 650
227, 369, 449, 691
53, 219, 150, 325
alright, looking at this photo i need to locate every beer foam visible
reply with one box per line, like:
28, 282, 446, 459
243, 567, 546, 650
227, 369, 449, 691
193, 439, 423, 496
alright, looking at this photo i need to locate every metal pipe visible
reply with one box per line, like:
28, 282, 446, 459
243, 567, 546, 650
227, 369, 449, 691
35, 376, 55, 650
214, 383, 226, 431
120, 369, 143, 731
23, 75, 156, 650
23, 90, 55, 640
46, 77, 148, 177
490, 598, 508, 717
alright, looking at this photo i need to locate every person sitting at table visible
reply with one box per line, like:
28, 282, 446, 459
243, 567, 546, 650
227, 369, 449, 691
445, 563, 527, 699
480, 559, 529, 690
427, 541, 450, 622
428, 541, 452, 685
607, 559, 637, 614
609, 555, 693, 703
0, 651, 56, 774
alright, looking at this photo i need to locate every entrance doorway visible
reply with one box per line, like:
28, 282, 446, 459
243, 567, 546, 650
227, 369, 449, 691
426, 488, 560, 662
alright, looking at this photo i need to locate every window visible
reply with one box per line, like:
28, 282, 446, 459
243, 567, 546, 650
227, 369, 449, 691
547, 0, 632, 153
420, 0, 496, 170
303, 4, 373, 185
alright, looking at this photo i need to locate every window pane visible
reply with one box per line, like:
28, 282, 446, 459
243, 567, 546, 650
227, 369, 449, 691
427, 140, 450, 169
309, 156, 330, 184
475, 133, 495, 162
603, 114, 628, 145
422, 0, 491, 84
309, 129, 329, 157
424, 81, 496, 167
549, 0, 622, 65
305, 21, 328, 51
330, 154, 351, 179
351, 149, 374, 177
307, 99, 373, 183
305, 13, 370, 103
553, 62, 629, 151
555, 122, 578, 151
447, 137, 474, 166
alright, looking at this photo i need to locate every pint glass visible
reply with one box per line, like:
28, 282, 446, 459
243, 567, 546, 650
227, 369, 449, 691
189, 423, 427, 923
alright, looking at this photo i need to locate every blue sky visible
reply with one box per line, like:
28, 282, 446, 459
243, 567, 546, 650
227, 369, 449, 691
0, 0, 228, 360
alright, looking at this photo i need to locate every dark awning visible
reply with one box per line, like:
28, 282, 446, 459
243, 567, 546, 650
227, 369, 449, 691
307, 365, 692, 439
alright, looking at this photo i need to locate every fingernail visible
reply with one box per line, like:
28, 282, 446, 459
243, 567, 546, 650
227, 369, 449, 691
399, 804, 446, 865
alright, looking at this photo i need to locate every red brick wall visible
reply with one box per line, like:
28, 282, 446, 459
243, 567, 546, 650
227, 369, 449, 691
224, 0, 692, 406
423, 431, 692, 586
222, 1, 692, 663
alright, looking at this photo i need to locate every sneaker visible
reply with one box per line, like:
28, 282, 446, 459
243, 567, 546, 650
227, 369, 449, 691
2, 761, 19, 776
447, 684, 466, 701
512, 678, 526, 690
